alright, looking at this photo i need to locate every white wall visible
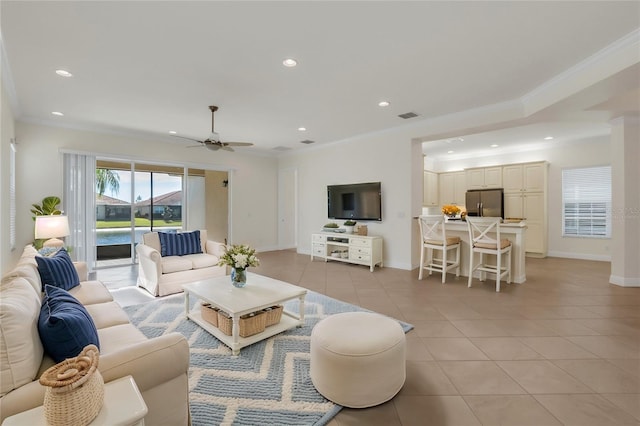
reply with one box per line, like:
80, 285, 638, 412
278, 128, 418, 270
0, 81, 16, 274
430, 135, 613, 260
9, 122, 279, 267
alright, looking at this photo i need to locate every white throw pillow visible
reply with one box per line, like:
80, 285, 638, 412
0, 276, 44, 397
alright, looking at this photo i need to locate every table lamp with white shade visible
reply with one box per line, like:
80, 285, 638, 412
35, 215, 70, 248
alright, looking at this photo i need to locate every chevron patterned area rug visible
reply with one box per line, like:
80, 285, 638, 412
124, 290, 412, 426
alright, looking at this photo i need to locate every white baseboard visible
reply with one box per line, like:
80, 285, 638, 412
609, 275, 640, 287
547, 251, 611, 262
256, 245, 282, 253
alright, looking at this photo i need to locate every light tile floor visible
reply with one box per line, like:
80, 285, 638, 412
97, 251, 640, 426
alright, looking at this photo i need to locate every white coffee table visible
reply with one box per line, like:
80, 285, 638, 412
182, 273, 307, 355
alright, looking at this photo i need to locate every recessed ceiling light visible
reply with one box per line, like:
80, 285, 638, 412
51, 111, 64, 116
447, 150, 454, 154
169, 131, 177, 134
378, 101, 390, 107
544, 136, 554, 140
457, 137, 464, 142
490, 144, 499, 148
298, 127, 306, 132
282, 58, 297, 67
55, 69, 73, 77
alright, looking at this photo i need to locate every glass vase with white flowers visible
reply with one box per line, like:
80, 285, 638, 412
218, 244, 260, 288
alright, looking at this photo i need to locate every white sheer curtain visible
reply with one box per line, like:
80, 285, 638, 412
63, 153, 96, 271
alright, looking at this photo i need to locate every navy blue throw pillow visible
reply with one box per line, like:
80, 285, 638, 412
38, 285, 100, 363
35, 248, 80, 291
158, 230, 202, 257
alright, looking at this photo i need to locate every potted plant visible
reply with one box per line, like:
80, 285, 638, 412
323, 222, 339, 232
343, 220, 357, 234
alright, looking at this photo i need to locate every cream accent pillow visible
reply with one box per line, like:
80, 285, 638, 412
0, 277, 44, 397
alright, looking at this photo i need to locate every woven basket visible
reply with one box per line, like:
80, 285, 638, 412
39, 344, 104, 426
201, 302, 219, 327
356, 225, 368, 236
263, 305, 283, 327
217, 310, 267, 337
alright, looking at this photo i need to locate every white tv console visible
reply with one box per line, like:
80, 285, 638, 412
311, 232, 383, 272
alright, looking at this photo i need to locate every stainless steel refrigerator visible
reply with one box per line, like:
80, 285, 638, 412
465, 189, 504, 218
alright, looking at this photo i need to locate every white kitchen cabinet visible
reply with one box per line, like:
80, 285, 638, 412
503, 162, 546, 193
423, 171, 439, 207
438, 171, 466, 206
504, 191, 546, 255
502, 162, 547, 256
466, 166, 502, 189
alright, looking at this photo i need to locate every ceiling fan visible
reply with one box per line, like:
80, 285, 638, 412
174, 105, 254, 152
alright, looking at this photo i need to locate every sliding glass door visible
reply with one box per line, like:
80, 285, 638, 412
95, 160, 223, 268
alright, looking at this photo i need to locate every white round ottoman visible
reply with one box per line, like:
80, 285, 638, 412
310, 311, 406, 408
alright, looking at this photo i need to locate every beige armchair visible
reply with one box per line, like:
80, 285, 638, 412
136, 229, 227, 296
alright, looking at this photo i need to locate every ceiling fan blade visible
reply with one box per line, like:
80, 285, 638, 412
221, 145, 235, 152
172, 134, 204, 144
224, 142, 254, 147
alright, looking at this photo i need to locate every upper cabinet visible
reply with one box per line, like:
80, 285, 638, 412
503, 162, 547, 193
466, 166, 502, 190
423, 171, 439, 207
438, 171, 466, 206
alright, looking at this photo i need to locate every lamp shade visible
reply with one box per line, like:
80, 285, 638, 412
35, 215, 70, 239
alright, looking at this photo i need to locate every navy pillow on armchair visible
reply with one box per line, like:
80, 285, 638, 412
38, 284, 100, 363
158, 230, 202, 257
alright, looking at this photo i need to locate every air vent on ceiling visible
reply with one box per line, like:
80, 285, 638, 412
273, 146, 292, 151
300, 140, 315, 144
398, 112, 419, 119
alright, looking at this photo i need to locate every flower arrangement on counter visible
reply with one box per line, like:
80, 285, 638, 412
441, 204, 461, 217
218, 244, 260, 270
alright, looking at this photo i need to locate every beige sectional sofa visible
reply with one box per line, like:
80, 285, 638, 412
0, 246, 191, 425
136, 229, 227, 296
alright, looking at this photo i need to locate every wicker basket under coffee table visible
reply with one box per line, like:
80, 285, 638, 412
183, 273, 307, 355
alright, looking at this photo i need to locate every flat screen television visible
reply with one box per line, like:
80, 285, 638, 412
327, 182, 382, 221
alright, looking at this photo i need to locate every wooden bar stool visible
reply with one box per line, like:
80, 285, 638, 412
417, 215, 461, 283
466, 217, 512, 292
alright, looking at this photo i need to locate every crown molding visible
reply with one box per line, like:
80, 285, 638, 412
522, 28, 640, 116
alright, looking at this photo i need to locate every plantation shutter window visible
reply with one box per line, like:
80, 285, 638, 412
562, 166, 611, 238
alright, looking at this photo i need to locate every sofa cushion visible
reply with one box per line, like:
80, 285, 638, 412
35, 248, 80, 291
158, 230, 202, 257
0, 277, 44, 397
85, 302, 132, 329
38, 285, 100, 363
68, 280, 114, 306
1, 262, 42, 297
96, 323, 147, 354
161, 256, 194, 274
183, 253, 219, 269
